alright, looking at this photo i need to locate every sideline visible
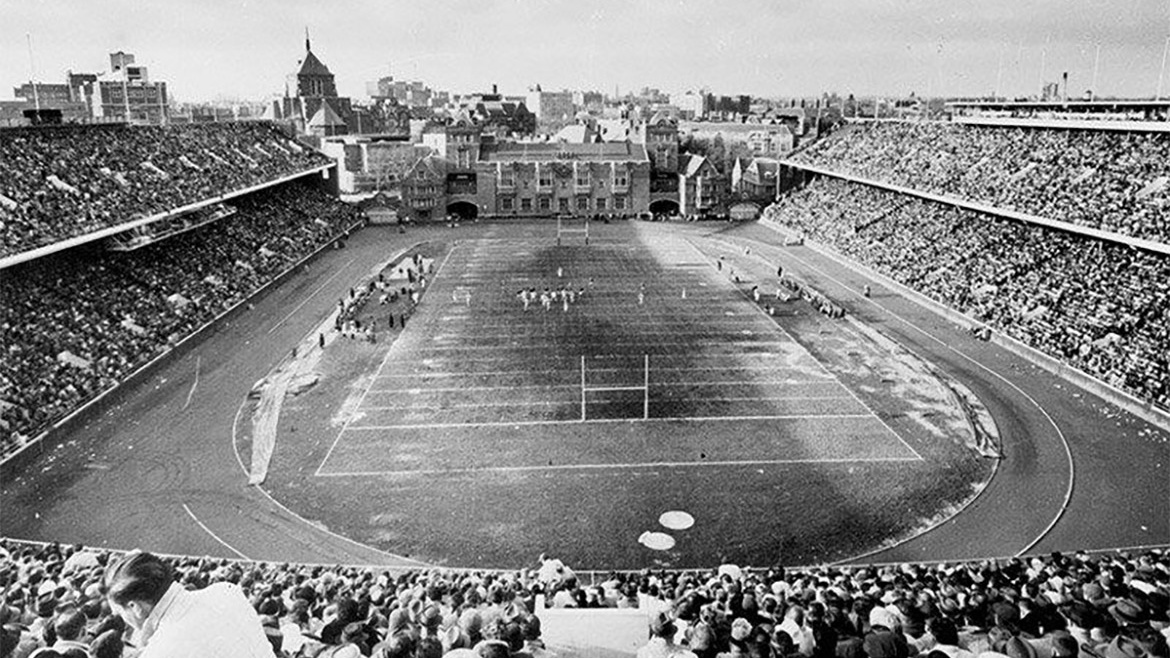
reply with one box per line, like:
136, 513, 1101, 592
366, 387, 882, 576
739, 228, 1074, 558
229, 243, 437, 567
181, 503, 250, 560
316, 455, 922, 479
315, 244, 460, 477
267, 257, 357, 334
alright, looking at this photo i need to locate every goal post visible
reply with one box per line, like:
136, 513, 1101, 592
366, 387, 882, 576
580, 354, 649, 421
556, 215, 590, 246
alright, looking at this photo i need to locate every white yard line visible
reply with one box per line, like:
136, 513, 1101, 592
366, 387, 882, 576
317, 455, 921, 478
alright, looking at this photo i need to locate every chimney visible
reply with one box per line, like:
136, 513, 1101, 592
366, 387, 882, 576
492, 83, 498, 95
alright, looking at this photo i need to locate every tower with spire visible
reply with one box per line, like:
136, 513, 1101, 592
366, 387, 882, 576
272, 27, 355, 139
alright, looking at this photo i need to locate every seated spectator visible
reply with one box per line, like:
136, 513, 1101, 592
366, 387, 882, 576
1, 179, 360, 454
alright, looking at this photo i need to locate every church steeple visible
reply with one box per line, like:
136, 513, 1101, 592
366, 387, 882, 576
305, 27, 311, 53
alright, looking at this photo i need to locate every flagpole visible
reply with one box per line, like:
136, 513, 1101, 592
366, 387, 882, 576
1090, 43, 1101, 101
1157, 36, 1169, 101
26, 33, 40, 111
995, 42, 1006, 99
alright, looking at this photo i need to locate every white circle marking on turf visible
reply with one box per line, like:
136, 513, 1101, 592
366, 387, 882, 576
659, 511, 695, 530
638, 531, 676, 551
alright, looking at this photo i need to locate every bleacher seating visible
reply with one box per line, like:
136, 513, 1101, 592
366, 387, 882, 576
0, 539, 1165, 658
0, 122, 331, 258
763, 176, 1170, 412
789, 122, 1170, 244
0, 181, 360, 456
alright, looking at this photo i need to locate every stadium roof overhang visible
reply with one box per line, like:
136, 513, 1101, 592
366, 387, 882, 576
0, 164, 334, 271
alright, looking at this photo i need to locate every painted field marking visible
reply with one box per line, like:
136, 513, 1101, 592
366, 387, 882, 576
317, 455, 921, 478
314, 244, 461, 476
182, 355, 200, 411
758, 240, 1073, 555
343, 412, 880, 431
182, 503, 251, 560
358, 395, 854, 412
267, 256, 357, 334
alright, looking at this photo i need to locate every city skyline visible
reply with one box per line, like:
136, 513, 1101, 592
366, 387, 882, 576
4, 0, 1169, 104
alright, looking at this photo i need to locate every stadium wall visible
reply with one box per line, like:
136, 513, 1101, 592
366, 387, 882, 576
0, 214, 365, 475
760, 221, 1170, 432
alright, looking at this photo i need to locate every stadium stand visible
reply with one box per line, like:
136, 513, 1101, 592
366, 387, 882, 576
763, 176, 1170, 413
0, 180, 361, 457
0, 539, 1166, 658
0, 122, 331, 258
787, 122, 1170, 244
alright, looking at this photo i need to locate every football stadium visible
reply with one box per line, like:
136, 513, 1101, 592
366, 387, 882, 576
2, 40, 1170, 658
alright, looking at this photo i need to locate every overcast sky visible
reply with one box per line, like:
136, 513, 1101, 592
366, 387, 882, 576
4, 0, 1169, 103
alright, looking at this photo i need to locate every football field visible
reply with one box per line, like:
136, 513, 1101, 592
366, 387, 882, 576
315, 221, 921, 479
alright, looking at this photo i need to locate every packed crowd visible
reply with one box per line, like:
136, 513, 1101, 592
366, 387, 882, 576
0, 122, 331, 257
789, 122, 1170, 244
0, 181, 362, 455
763, 176, 1170, 411
0, 539, 1166, 658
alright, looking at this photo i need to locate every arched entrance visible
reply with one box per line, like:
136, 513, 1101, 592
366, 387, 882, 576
648, 199, 679, 216
447, 201, 478, 220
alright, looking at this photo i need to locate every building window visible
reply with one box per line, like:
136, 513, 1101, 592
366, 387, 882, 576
501, 197, 514, 211
614, 196, 626, 210
558, 198, 569, 212
595, 197, 607, 211
614, 170, 628, 187
576, 197, 589, 210
575, 170, 589, 187
520, 197, 532, 211
499, 169, 515, 188
539, 197, 552, 211
538, 168, 553, 188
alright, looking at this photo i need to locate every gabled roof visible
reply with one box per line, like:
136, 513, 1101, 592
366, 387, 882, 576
308, 102, 346, 127
646, 111, 677, 128
680, 154, 714, 178
748, 158, 779, 179
298, 50, 333, 77
405, 154, 445, 180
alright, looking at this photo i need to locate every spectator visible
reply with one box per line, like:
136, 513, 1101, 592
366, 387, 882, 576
102, 551, 273, 658
638, 611, 698, 658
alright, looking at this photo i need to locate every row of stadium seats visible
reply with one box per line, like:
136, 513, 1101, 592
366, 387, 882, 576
0, 181, 361, 456
0, 123, 331, 258
763, 176, 1170, 412
788, 122, 1170, 244
0, 539, 1165, 658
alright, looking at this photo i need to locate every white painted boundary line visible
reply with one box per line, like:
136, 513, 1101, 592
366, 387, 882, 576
182, 503, 251, 560
230, 394, 430, 567
373, 365, 835, 379
181, 356, 200, 411
762, 237, 1073, 556
342, 412, 881, 431
318, 456, 921, 478
267, 257, 357, 334
359, 396, 856, 412
691, 235, 924, 461
365, 380, 849, 395
314, 244, 461, 477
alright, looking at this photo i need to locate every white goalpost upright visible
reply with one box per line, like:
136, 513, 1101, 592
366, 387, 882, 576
556, 215, 590, 246
580, 354, 649, 421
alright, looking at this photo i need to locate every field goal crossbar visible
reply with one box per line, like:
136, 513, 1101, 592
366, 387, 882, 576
556, 215, 590, 246
580, 354, 649, 421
